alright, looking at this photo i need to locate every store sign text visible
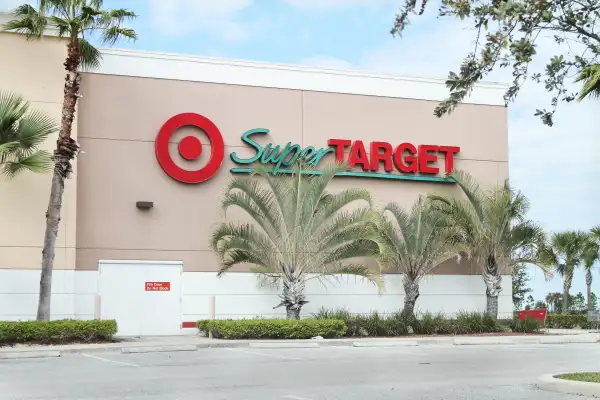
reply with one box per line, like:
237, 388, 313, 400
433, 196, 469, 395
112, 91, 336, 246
229, 129, 460, 182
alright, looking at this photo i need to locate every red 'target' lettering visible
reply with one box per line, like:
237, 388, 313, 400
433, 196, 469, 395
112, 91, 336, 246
438, 145, 460, 173
418, 145, 439, 175
393, 143, 418, 173
327, 139, 352, 164
370, 142, 393, 172
348, 140, 370, 171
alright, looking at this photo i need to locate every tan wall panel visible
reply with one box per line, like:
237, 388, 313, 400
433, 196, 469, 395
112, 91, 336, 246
0, 33, 77, 270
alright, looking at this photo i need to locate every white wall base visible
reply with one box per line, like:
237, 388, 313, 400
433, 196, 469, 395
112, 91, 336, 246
0, 270, 513, 323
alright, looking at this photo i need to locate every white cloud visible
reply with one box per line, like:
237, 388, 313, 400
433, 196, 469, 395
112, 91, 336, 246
148, 0, 252, 42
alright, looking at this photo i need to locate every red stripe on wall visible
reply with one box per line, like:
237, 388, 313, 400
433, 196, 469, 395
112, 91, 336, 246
181, 321, 196, 328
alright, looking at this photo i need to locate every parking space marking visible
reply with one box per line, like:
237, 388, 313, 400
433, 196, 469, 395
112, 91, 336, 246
222, 348, 303, 361
283, 395, 313, 400
80, 353, 140, 367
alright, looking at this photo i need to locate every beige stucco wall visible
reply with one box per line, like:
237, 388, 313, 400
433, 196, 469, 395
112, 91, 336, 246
75, 73, 508, 273
0, 32, 77, 271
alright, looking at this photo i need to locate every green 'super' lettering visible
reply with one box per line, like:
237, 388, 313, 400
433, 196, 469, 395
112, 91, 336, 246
230, 129, 333, 173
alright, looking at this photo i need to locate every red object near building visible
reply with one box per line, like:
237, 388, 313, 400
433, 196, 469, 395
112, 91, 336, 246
517, 307, 547, 324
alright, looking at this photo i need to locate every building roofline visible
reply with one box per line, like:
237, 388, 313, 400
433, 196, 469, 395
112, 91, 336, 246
93, 47, 509, 106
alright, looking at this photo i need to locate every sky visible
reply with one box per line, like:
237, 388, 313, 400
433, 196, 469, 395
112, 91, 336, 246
1, 0, 599, 304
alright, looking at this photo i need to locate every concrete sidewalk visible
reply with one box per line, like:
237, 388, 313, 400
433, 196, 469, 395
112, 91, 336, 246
0, 332, 598, 359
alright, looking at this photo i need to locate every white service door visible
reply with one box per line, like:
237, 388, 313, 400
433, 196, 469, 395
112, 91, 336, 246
98, 260, 182, 336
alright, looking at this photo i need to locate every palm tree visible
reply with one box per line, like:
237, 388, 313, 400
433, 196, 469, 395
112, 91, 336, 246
4, 0, 137, 321
540, 231, 588, 314
428, 170, 549, 319
0, 91, 56, 178
582, 226, 600, 311
210, 162, 384, 319
575, 64, 600, 101
376, 197, 462, 321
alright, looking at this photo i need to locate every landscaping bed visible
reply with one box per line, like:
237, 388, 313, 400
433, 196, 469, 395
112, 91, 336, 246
555, 373, 600, 383
197, 309, 544, 340
0, 319, 118, 346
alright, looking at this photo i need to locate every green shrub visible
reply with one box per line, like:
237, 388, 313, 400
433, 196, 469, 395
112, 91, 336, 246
453, 311, 502, 334
546, 314, 593, 329
196, 318, 347, 339
511, 317, 543, 333
0, 319, 118, 345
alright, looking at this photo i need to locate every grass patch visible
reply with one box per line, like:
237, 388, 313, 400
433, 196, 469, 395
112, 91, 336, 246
555, 373, 600, 383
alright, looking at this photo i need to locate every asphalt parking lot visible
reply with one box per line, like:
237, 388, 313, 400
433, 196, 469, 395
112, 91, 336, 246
1, 343, 599, 399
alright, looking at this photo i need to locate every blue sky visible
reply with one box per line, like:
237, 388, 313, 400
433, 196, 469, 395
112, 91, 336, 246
2, 0, 599, 304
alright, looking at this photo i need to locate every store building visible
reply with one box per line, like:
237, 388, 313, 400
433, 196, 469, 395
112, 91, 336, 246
0, 19, 511, 336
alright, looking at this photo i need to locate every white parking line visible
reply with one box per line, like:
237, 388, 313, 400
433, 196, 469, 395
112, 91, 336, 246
222, 348, 303, 361
282, 395, 313, 400
80, 353, 140, 367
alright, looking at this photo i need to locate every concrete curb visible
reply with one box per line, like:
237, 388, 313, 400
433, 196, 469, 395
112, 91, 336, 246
249, 342, 320, 349
0, 350, 60, 359
352, 340, 418, 347
0, 334, 597, 358
537, 374, 600, 398
121, 345, 198, 354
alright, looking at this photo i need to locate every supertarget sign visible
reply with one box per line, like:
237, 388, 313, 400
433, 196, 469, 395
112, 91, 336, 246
155, 113, 461, 184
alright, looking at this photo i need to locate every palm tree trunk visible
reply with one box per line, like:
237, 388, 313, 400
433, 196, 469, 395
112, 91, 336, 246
586, 268, 593, 311
37, 42, 81, 321
562, 267, 573, 314
401, 277, 420, 321
274, 269, 308, 320
483, 256, 502, 319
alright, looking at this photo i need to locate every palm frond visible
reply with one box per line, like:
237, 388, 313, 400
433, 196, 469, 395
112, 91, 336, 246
0, 90, 57, 179
575, 64, 600, 101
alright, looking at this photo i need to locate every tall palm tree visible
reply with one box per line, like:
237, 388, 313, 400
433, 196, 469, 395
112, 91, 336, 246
376, 197, 463, 321
4, 0, 137, 321
0, 91, 56, 178
540, 231, 588, 314
575, 64, 600, 101
428, 170, 549, 319
582, 226, 600, 310
210, 162, 384, 319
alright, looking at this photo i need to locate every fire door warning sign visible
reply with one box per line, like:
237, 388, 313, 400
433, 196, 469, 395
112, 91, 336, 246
145, 282, 170, 291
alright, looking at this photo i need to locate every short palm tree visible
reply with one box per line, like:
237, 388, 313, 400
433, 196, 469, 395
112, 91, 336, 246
582, 226, 600, 310
4, 0, 137, 321
575, 64, 600, 101
540, 231, 588, 314
428, 170, 549, 319
0, 91, 56, 178
210, 162, 384, 319
376, 197, 462, 321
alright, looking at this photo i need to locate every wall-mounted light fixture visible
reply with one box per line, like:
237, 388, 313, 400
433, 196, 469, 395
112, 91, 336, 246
136, 201, 154, 210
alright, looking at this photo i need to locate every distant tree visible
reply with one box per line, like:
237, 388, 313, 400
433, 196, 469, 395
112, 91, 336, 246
540, 231, 587, 314
570, 292, 587, 313
534, 300, 547, 309
546, 292, 562, 313
390, 0, 600, 126
0, 91, 56, 178
512, 263, 533, 310
524, 295, 536, 310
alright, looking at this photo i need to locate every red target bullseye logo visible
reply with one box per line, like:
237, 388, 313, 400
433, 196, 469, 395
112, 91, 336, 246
155, 113, 225, 184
